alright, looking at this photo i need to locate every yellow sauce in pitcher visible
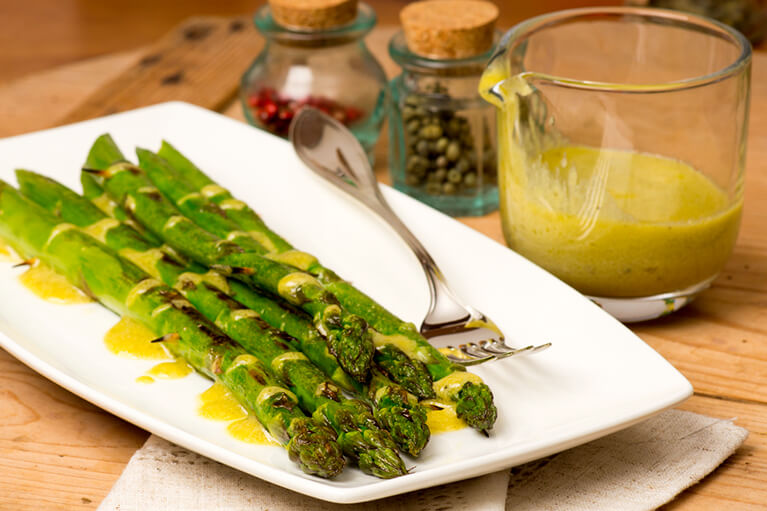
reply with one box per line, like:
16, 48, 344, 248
501, 145, 742, 297
480, 70, 743, 298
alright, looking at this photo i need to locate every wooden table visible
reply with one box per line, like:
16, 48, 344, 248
0, 17, 766, 511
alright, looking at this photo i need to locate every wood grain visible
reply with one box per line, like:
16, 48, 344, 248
0, 350, 147, 510
0, 13, 766, 511
57, 16, 263, 125
0, 0, 622, 84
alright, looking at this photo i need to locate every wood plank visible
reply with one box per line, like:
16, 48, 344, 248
57, 16, 263, 125
0, 51, 143, 139
0, 350, 147, 510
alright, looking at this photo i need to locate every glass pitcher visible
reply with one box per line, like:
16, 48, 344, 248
479, 7, 751, 322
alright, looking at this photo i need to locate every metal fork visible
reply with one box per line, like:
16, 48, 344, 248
289, 107, 551, 365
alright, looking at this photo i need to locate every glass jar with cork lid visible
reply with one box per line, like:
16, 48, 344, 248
388, 0, 500, 216
240, 0, 387, 157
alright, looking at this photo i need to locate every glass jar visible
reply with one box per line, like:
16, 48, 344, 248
480, 7, 751, 322
240, 3, 387, 157
388, 31, 499, 217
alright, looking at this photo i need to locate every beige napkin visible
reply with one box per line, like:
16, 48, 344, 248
98, 409, 747, 511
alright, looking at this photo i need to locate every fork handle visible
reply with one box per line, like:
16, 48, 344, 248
348, 179, 469, 326
324, 143, 468, 326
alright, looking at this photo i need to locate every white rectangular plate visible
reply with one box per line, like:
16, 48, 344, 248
0, 102, 692, 503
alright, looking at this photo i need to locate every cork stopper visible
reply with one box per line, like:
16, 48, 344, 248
269, 0, 359, 30
400, 0, 498, 59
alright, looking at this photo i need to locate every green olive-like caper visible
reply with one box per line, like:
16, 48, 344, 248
464, 171, 477, 187
436, 155, 448, 168
425, 182, 442, 195
455, 157, 470, 174
446, 141, 461, 162
406, 154, 420, 171
447, 169, 462, 184
442, 182, 457, 195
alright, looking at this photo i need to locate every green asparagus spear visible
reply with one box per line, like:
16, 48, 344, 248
368, 369, 429, 456
374, 344, 435, 400
140, 147, 437, 400
17, 169, 426, 465
17, 169, 361, 393
135, 153, 268, 255
157, 140, 291, 251
154, 141, 497, 431
0, 180, 345, 478
82, 137, 162, 245
84, 161, 411, 411
213, 301, 407, 476
80, 139, 375, 384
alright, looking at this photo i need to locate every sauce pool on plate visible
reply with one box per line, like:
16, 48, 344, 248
104, 317, 169, 360
422, 400, 468, 434
198, 382, 277, 445
18, 261, 93, 304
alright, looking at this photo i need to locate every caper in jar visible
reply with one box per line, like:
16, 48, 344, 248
400, 88, 497, 197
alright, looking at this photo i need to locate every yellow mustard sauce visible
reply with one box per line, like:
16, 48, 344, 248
0, 237, 17, 262
104, 317, 169, 359
146, 359, 193, 380
422, 400, 468, 434
480, 68, 743, 298
433, 372, 483, 402
227, 417, 279, 445
91, 193, 118, 217
265, 250, 318, 272
197, 382, 277, 445
198, 382, 247, 420
277, 272, 320, 304
437, 347, 473, 360
501, 145, 742, 297
18, 261, 92, 304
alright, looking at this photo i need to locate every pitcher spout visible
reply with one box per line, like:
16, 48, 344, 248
479, 47, 534, 109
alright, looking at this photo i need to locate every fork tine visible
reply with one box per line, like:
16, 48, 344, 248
492, 342, 553, 360
527, 342, 553, 354
492, 345, 536, 359
460, 343, 494, 359
480, 341, 520, 354
447, 354, 494, 366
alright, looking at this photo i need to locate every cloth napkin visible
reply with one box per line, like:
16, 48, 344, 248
97, 409, 747, 511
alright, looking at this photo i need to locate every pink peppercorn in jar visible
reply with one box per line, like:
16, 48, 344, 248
240, 0, 387, 157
